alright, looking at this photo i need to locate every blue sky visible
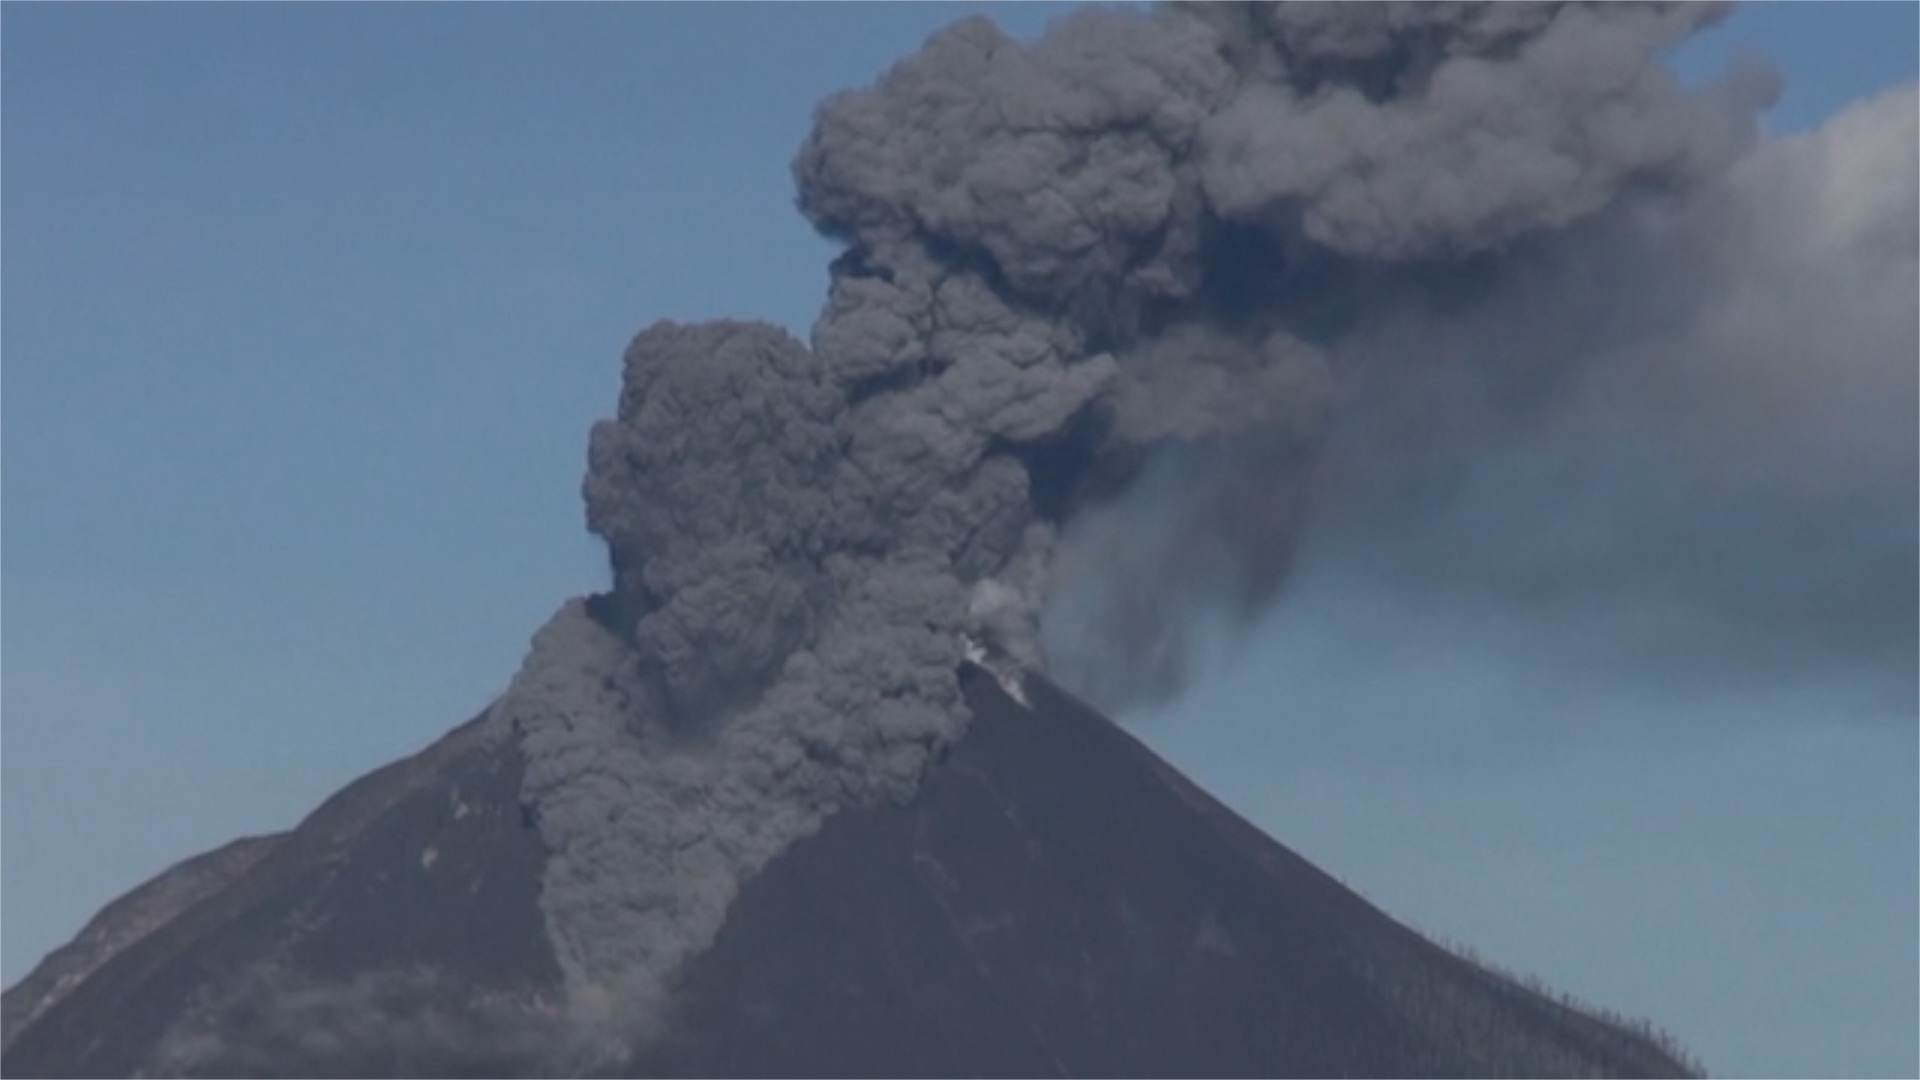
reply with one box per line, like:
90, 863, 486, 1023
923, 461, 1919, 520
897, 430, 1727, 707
4, 4, 1915, 1076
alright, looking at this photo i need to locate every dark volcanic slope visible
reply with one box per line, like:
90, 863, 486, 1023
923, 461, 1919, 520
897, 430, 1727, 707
1, 831, 285, 1052
2, 670, 1696, 1079
634, 667, 1696, 1079
1, 712, 563, 1079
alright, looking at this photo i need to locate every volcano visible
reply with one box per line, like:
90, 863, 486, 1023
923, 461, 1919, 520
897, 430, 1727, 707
2, 656, 1696, 1079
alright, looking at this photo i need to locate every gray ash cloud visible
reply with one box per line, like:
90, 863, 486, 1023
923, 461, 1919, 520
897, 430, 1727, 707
479, 0, 1914, 1059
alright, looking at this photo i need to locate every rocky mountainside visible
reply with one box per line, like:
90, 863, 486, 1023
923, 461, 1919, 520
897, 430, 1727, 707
2, 659, 1696, 1078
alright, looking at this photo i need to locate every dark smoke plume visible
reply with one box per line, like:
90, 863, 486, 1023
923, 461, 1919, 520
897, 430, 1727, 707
479, 0, 1912, 1057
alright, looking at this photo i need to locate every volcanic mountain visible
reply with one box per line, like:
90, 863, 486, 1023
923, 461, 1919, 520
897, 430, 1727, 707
2, 651, 1696, 1078
3, 3, 1787, 1073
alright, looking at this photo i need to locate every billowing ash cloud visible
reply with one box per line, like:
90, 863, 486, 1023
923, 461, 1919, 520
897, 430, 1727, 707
476, 0, 1912, 1058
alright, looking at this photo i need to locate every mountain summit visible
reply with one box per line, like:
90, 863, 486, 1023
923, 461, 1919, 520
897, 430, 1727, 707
2, 650, 1696, 1078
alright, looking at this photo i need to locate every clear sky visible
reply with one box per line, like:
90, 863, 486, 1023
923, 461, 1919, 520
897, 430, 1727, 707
3, 4, 1915, 1077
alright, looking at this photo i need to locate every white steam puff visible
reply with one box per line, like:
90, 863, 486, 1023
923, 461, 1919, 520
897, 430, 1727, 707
479, 1, 1913, 1057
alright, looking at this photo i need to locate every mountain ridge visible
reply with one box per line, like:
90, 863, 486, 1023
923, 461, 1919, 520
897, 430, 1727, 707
3, 657, 1698, 1078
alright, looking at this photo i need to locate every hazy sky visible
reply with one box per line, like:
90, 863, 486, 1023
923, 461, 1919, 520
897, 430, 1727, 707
4, 4, 1915, 1077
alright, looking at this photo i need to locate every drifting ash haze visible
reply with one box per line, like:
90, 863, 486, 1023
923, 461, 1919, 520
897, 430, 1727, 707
131, 1, 1914, 1070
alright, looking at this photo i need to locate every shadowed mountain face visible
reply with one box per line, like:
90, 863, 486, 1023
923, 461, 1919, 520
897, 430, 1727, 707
2, 666, 1697, 1079
1, 714, 567, 1079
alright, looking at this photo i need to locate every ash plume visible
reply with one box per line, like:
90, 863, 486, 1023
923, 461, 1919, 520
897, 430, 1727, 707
478, 0, 1913, 1059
